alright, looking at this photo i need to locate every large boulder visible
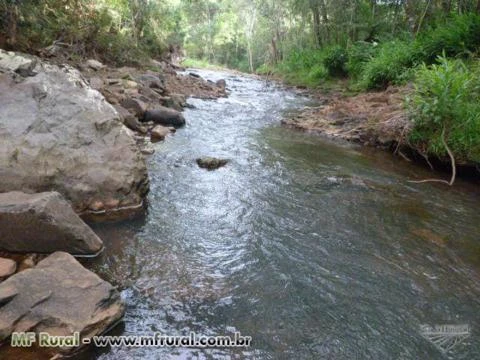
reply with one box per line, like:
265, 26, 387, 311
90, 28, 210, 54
0, 252, 125, 356
0, 54, 149, 216
143, 106, 186, 127
0, 191, 103, 256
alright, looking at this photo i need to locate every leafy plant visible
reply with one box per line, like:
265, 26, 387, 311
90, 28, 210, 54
408, 56, 480, 163
322, 45, 348, 77
346, 41, 379, 78
360, 40, 418, 90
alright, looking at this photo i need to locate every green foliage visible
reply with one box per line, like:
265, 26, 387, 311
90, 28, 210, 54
408, 56, 480, 163
2, 0, 176, 65
274, 48, 328, 87
415, 13, 480, 63
346, 41, 378, 78
322, 45, 348, 77
360, 40, 418, 90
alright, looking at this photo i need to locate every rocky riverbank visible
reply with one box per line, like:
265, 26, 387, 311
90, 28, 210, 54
0, 48, 228, 357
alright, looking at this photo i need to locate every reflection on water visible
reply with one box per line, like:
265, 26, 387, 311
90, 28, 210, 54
15, 70, 480, 359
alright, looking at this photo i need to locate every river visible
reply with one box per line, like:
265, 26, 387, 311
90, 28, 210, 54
79, 69, 480, 359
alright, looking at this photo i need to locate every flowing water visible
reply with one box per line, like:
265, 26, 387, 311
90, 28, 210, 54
78, 70, 480, 359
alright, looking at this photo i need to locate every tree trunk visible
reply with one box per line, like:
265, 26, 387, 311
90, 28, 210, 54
5, 0, 19, 49
441, 0, 452, 14
247, 42, 254, 73
312, 6, 321, 47
404, 0, 417, 33
319, 0, 329, 43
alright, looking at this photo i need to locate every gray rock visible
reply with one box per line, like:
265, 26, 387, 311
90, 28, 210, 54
196, 157, 229, 170
150, 125, 170, 142
160, 93, 187, 111
120, 97, 148, 118
89, 76, 104, 90
0, 252, 125, 355
141, 146, 155, 155
0, 191, 104, 256
143, 106, 186, 127
136, 73, 165, 90
113, 105, 147, 134
0, 55, 149, 216
216, 79, 226, 90
86, 59, 105, 71
0, 258, 16, 281
0, 49, 36, 76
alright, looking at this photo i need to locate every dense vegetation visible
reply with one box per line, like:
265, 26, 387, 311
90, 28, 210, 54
1, 0, 480, 166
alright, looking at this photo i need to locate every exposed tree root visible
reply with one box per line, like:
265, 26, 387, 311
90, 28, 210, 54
408, 127, 456, 186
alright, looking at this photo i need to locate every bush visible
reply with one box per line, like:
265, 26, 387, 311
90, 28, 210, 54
360, 40, 418, 90
322, 45, 348, 77
273, 48, 328, 87
408, 56, 480, 163
415, 13, 480, 64
308, 63, 329, 81
346, 41, 379, 78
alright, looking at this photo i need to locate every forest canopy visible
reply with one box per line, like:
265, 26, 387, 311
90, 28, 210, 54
2, 0, 480, 70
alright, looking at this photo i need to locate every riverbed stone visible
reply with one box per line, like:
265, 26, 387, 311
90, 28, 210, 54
0, 259, 16, 281
86, 59, 105, 71
0, 252, 125, 355
121, 97, 148, 117
196, 157, 229, 170
114, 104, 147, 134
143, 106, 186, 127
137, 73, 165, 90
151, 125, 171, 142
216, 79, 226, 90
0, 54, 149, 216
0, 191, 104, 256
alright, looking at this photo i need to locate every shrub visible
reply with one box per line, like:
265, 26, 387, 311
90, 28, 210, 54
360, 40, 418, 90
346, 41, 379, 78
322, 45, 348, 77
408, 56, 480, 163
308, 63, 328, 81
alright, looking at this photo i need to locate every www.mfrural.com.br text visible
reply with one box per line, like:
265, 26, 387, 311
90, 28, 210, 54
11, 331, 252, 349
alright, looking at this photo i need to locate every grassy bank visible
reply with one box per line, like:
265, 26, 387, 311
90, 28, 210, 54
262, 14, 480, 167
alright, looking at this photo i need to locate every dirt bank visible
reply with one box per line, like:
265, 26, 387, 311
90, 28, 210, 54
282, 86, 411, 149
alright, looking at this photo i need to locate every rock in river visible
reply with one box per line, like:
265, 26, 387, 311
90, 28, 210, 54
143, 106, 186, 127
0, 252, 125, 356
196, 157, 229, 170
0, 53, 149, 216
150, 125, 171, 142
0, 191, 104, 256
